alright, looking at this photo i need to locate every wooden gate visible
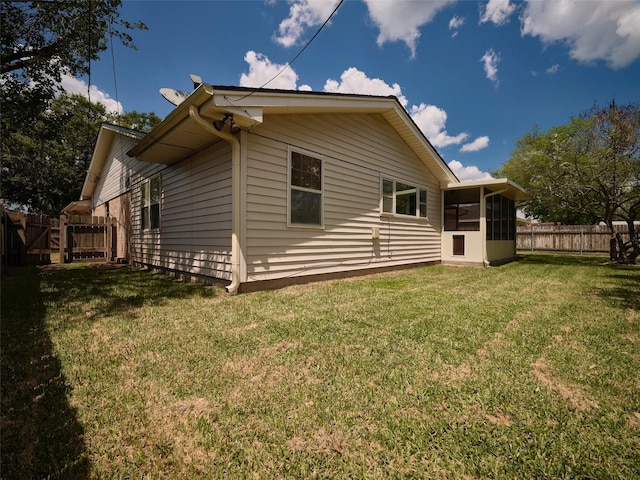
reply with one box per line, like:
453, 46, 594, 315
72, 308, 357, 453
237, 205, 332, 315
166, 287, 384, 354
1, 208, 53, 266
59, 215, 116, 263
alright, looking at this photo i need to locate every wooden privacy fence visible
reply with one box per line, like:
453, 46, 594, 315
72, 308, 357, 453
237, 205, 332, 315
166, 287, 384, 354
517, 224, 635, 254
1, 209, 53, 266
1, 209, 117, 267
60, 215, 116, 263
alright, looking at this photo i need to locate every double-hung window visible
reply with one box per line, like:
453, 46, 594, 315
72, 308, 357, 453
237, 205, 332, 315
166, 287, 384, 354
289, 150, 323, 227
381, 178, 428, 218
141, 175, 161, 230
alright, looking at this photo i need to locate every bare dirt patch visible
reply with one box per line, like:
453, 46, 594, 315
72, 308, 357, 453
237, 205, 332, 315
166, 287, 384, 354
531, 355, 599, 412
287, 427, 349, 455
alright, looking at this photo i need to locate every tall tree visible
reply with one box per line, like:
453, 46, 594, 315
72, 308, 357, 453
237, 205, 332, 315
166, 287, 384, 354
497, 101, 640, 239
1, 1, 145, 89
1, 93, 161, 216
1, 1, 150, 215
1, 0, 146, 130
2, 93, 105, 215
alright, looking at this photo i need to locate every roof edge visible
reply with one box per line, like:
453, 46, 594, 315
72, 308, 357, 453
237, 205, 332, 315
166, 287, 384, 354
445, 178, 532, 201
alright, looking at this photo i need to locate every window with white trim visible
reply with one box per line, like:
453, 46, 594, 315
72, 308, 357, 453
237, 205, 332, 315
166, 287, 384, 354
289, 150, 323, 227
381, 178, 428, 218
141, 175, 161, 230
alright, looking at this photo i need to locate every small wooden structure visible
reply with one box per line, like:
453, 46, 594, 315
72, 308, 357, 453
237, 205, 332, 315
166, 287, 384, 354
59, 215, 116, 263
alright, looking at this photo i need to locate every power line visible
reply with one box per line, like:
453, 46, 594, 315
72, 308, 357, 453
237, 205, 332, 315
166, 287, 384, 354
234, 0, 345, 102
109, 17, 120, 114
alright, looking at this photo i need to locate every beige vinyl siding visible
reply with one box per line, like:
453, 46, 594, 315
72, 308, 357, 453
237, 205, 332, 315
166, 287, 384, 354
93, 135, 145, 206
244, 113, 441, 281
130, 142, 233, 280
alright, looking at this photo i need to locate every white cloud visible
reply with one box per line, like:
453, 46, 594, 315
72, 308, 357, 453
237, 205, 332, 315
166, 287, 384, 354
546, 64, 560, 74
60, 74, 122, 113
480, 0, 516, 25
239, 51, 298, 89
363, 0, 456, 58
322, 68, 471, 149
447, 160, 494, 182
449, 15, 465, 37
409, 103, 468, 148
274, 0, 341, 47
460, 136, 489, 152
480, 48, 500, 86
521, 0, 640, 69
323, 67, 408, 106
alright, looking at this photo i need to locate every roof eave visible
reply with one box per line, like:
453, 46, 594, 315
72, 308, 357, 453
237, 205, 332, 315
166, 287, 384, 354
126, 85, 459, 183
127, 83, 216, 158
445, 178, 533, 201
80, 124, 145, 200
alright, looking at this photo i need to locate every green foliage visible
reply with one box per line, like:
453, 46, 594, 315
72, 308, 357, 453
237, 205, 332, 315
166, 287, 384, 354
0, 1, 157, 215
1, 93, 162, 215
497, 101, 640, 233
109, 110, 163, 132
1, 1, 146, 89
1, 0, 146, 134
1, 93, 105, 215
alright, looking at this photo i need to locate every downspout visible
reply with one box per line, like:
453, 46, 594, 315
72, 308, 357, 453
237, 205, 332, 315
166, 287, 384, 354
482, 187, 509, 267
189, 105, 242, 294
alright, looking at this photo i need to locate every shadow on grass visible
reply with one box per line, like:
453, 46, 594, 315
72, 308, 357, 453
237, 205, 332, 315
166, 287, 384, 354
1, 265, 217, 478
518, 252, 610, 267
42, 264, 220, 323
1, 267, 90, 479
601, 270, 640, 311
519, 253, 640, 311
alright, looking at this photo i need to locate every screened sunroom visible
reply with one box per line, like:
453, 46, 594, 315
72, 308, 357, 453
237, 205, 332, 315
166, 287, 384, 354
441, 179, 532, 266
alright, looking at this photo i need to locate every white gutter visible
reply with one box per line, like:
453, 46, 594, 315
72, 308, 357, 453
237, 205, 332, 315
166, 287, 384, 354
188, 105, 242, 294
482, 187, 509, 267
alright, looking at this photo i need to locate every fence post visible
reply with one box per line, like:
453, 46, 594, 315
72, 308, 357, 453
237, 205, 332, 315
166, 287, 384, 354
59, 215, 66, 263
106, 217, 113, 261
531, 226, 534, 252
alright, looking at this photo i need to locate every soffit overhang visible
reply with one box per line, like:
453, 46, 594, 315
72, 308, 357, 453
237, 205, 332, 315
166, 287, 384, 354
444, 178, 533, 201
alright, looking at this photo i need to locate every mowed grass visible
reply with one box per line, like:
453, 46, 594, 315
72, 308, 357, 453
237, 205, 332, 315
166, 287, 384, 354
1, 255, 639, 479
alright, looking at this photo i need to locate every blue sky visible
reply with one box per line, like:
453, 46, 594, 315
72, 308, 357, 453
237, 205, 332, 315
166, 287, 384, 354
64, 0, 640, 181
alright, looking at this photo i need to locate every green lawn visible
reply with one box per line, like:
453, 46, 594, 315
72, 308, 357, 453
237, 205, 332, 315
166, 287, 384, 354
2, 255, 639, 479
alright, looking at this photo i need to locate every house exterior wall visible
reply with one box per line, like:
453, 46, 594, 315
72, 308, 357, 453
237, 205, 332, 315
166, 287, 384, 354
242, 113, 442, 283
91, 134, 146, 261
441, 231, 485, 266
130, 141, 233, 282
93, 135, 144, 206
486, 240, 516, 263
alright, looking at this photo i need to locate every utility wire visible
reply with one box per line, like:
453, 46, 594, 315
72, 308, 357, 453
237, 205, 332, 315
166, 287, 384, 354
234, 0, 344, 102
109, 17, 121, 114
